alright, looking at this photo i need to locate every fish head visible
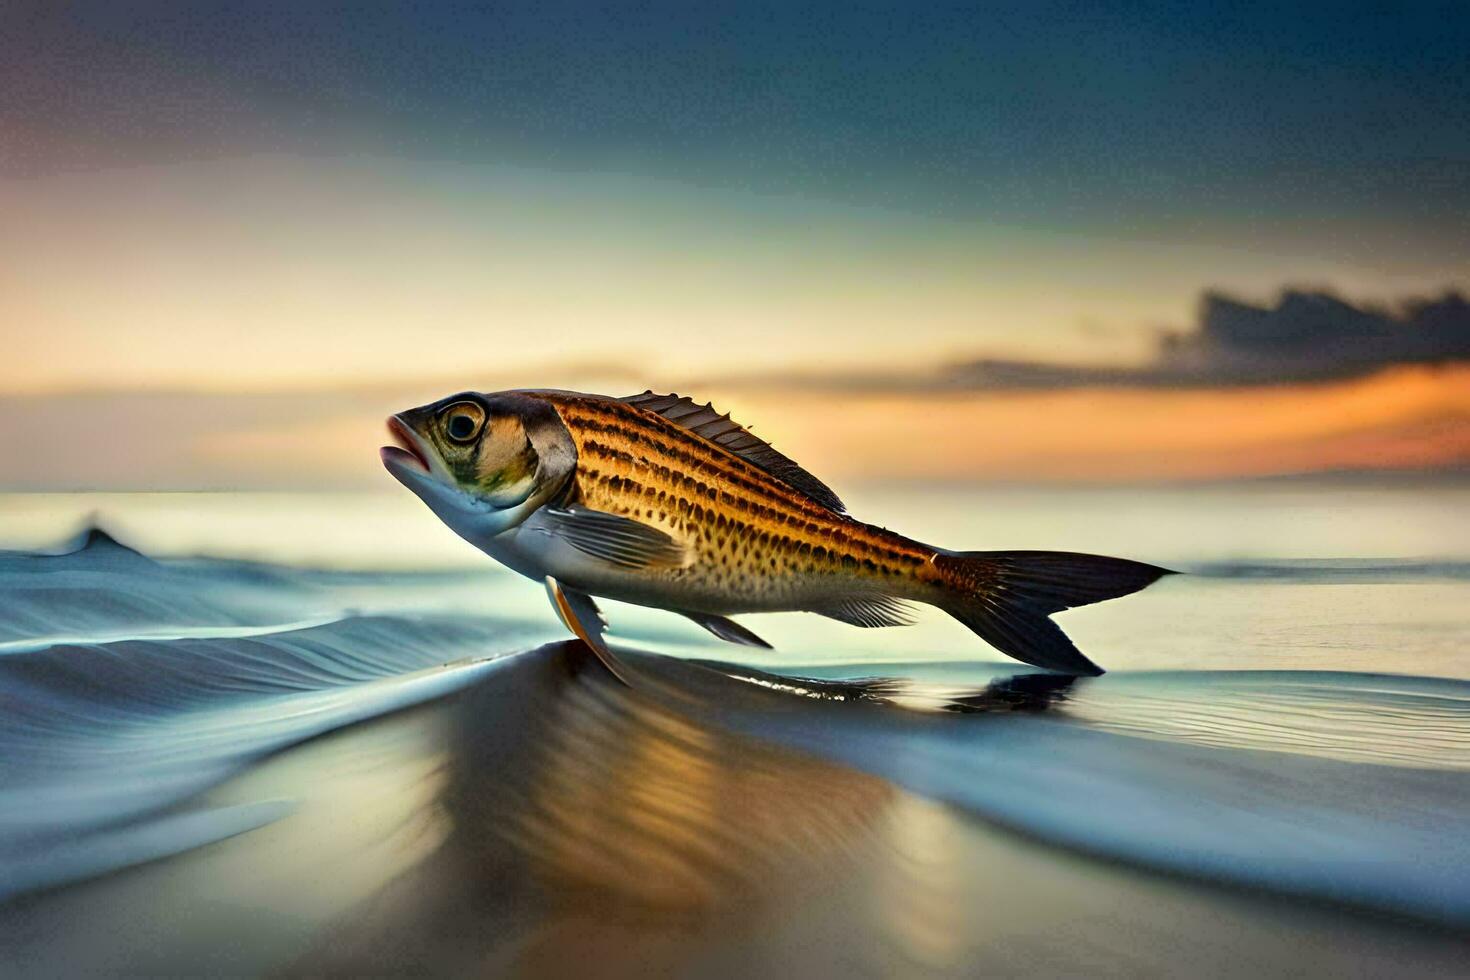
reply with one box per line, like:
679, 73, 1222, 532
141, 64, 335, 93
381, 391, 575, 543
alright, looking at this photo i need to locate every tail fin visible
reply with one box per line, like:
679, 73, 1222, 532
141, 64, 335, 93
933, 551, 1174, 676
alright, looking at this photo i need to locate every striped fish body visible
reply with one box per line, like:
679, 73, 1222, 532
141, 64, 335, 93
513, 391, 938, 616
383, 387, 1171, 675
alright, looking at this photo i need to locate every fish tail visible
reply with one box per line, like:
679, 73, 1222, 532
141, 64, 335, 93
930, 550, 1174, 676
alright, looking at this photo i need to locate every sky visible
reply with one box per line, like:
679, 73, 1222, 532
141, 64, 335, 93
2, 2, 1467, 487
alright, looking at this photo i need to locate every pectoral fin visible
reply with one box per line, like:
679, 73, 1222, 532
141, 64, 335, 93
540, 507, 689, 570
543, 576, 633, 686
681, 612, 773, 649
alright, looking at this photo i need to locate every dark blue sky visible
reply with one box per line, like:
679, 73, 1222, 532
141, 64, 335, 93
7, 1, 1470, 245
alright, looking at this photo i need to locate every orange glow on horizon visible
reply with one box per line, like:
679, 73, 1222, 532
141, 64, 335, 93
744, 365, 1470, 483
175, 365, 1470, 489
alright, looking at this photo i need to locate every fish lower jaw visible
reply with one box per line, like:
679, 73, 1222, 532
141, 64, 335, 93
379, 445, 429, 475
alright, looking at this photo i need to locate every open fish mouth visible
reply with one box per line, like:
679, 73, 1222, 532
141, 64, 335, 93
380, 416, 432, 476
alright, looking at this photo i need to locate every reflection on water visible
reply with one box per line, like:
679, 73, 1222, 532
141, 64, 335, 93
700, 657, 1078, 713
445, 644, 894, 914
289, 643, 901, 975
288, 643, 1470, 978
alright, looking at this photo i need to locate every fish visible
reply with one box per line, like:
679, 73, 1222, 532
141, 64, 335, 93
381, 389, 1172, 679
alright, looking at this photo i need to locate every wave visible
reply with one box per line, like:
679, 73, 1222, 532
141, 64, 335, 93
0, 531, 558, 897
3, 529, 1469, 931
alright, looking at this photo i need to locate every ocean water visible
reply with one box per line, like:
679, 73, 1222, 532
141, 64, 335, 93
0, 485, 1467, 976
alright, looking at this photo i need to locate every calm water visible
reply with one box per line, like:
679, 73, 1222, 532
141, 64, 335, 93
0, 485, 1467, 976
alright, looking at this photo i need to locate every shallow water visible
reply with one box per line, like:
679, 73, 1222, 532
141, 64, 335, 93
0, 487, 1467, 976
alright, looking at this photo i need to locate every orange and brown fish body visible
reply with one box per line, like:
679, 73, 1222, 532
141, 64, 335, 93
382, 388, 1171, 677
533, 391, 941, 615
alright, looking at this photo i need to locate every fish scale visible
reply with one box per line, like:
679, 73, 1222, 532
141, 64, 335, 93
539, 392, 937, 607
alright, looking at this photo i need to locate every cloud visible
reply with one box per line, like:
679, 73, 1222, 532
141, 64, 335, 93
700, 289, 1470, 395
1152, 289, 1470, 385
949, 289, 1470, 389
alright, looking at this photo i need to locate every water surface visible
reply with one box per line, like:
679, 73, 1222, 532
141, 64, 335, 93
1, 486, 1466, 976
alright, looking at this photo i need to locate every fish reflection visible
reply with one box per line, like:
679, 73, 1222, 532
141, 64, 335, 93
699, 658, 1078, 714
440, 642, 898, 918
289, 643, 943, 975
289, 645, 1077, 975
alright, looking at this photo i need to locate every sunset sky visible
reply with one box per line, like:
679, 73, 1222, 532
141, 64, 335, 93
2, 2, 1467, 487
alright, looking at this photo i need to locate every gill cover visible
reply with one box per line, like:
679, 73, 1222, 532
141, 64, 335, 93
386, 392, 577, 545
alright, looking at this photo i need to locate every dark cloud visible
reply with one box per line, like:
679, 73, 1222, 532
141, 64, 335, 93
1159, 290, 1470, 382
936, 289, 1470, 390
699, 289, 1470, 394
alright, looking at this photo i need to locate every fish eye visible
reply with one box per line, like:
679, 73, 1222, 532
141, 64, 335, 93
443, 403, 484, 443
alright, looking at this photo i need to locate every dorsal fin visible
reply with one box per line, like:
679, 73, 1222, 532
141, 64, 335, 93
620, 390, 845, 512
